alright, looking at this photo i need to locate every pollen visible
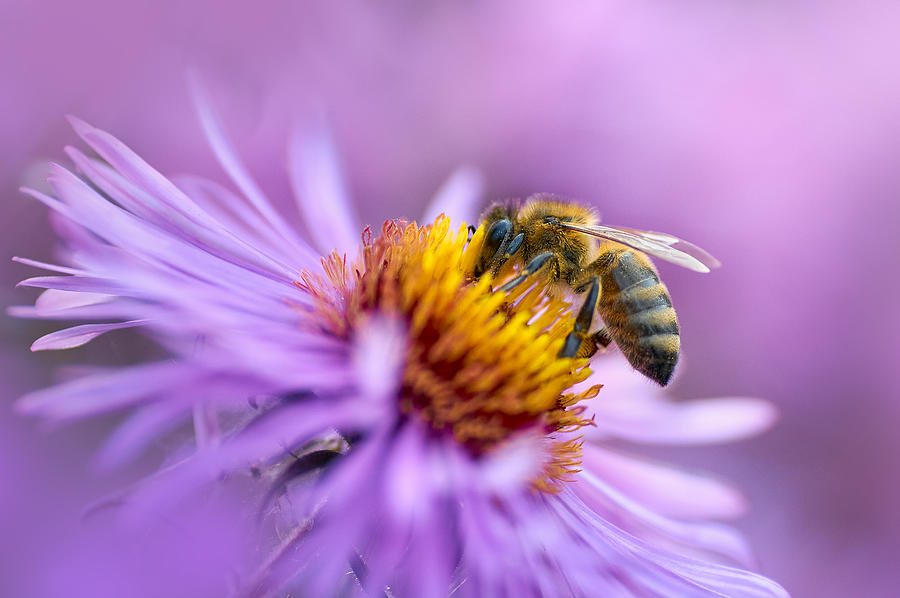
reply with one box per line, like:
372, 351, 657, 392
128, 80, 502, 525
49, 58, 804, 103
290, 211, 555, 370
297, 216, 601, 490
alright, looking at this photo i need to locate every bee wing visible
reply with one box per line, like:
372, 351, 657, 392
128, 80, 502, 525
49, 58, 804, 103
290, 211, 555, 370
557, 222, 720, 273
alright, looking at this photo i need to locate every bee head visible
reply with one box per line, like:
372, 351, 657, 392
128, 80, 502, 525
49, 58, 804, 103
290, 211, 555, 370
473, 202, 522, 279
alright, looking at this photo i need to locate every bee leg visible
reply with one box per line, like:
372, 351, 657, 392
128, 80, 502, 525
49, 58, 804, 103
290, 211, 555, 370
505, 232, 524, 258
559, 278, 600, 358
489, 231, 525, 275
499, 252, 555, 292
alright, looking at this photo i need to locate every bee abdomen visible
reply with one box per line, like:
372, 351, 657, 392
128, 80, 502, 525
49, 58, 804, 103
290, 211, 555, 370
628, 306, 680, 337
598, 250, 681, 385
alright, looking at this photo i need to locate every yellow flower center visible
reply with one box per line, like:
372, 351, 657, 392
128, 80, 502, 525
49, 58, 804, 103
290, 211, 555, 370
297, 216, 601, 490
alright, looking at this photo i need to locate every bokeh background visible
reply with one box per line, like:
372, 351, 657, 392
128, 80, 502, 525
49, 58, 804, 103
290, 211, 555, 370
3, 1, 899, 596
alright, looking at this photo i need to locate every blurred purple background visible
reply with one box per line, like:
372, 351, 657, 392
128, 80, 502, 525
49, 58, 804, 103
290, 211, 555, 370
3, 1, 899, 596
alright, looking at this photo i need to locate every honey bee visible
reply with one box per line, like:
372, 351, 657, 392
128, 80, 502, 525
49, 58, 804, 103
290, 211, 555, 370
471, 193, 719, 386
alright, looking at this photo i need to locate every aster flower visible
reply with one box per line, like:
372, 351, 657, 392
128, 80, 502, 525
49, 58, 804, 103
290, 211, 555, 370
12, 94, 788, 598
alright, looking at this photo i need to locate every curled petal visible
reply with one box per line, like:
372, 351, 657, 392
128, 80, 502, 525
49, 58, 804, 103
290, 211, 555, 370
31, 320, 150, 351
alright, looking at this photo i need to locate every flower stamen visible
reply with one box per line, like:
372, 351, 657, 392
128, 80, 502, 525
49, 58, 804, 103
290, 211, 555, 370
299, 216, 601, 490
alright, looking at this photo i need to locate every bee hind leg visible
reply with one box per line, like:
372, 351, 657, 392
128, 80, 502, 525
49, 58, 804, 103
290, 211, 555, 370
559, 278, 600, 358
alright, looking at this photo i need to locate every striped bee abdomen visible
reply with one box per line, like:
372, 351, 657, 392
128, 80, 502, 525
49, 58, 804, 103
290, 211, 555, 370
595, 246, 681, 386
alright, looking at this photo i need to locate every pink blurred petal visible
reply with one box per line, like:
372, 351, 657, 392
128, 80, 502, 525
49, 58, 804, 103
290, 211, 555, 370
588, 394, 779, 445
582, 444, 747, 520
477, 432, 546, 494
421, 165, 484, 225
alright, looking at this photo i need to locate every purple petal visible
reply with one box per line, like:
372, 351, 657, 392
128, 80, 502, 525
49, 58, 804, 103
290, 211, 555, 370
65, 119, 309, 280
66, 116, 214, 225
16, 361, 198, 419
17, 274, 137, 296
574, 468, 755, 566
66, 147, 307, 281
192, 402, 221, 451
189, 79, 319, 263
174, 175, 303, 264
351, 315, 407, 404
399, 505, 456, 598
383, 423, 430, 519
287, 120, 361, 257
12, 256, 88, 276
550, 489, 789, 597
95, 401, 192, 470
9, 298, 141, 321
37, 167, 300, 300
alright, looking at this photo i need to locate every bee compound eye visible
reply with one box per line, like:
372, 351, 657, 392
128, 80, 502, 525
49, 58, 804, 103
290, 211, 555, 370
485, 219, 512, 253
